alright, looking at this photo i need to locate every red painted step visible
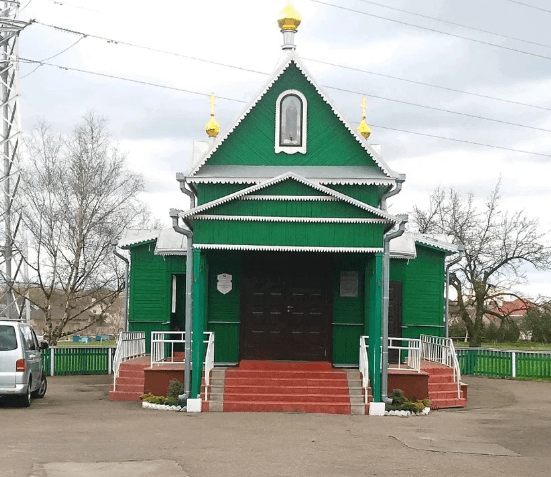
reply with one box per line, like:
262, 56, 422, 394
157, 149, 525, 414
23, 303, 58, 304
222, 361, 352, 414
421, 361, 467, 409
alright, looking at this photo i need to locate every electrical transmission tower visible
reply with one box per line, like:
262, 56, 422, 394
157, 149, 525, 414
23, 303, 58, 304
0, 1, 28, 320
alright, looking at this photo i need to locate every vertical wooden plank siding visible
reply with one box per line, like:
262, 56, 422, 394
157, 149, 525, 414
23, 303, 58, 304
127, 243, 187, 353
332, 254, 366, 365
196, 183, 252, 206
207, 64, 381, 169
389, 245, 447, 339
206, 252, 242, 364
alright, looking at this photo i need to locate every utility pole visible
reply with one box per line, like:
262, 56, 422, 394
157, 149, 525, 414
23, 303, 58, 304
0, 1, 28, 320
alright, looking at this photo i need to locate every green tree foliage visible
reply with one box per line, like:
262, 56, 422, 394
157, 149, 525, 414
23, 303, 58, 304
523, 305, 551, 343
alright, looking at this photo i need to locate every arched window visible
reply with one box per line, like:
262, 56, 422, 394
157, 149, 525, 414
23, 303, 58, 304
275, 90, 307, 154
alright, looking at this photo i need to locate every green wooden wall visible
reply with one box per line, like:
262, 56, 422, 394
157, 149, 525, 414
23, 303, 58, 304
205, 252, 242, 364
390, 244, 447, 338
127, 242, 186, 352
194, 221, 385, 248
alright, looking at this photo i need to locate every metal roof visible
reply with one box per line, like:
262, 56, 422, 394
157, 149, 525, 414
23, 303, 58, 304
118, 228, 187, 255
154, 228, 187, 256
187, 165, 394, 185
390, 232, 460, 259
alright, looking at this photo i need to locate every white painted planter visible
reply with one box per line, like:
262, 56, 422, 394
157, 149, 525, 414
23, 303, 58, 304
384, 407, 431, 417
142, 401, 186, 412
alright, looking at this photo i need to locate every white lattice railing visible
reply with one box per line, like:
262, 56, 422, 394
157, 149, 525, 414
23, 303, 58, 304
420, 334, 462, 398
112, 331, 146, 391
388, 337, 421, 372
359, 336, 370, 404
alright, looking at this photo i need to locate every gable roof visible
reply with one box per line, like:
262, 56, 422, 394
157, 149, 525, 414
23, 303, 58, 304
185, 54, 403, 183
178, 172, 398, 223
390, 232, 461, 259
118, 228, 187, 255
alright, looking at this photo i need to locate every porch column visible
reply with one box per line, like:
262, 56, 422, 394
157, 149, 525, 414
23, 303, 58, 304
366, 252, 383, 402
191, 249, 208, 398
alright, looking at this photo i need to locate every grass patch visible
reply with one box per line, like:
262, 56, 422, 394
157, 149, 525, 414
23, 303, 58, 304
56, 340, 116, 347
454, 341, 551, 351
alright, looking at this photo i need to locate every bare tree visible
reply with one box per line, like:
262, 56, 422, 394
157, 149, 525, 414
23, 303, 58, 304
411, 181, 551, 346
17, 112, 148, 344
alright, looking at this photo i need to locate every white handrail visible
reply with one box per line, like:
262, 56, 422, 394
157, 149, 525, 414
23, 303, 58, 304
388, 337, 421, 372
420, 334, 462, 398
204, 332, 215, 401
359, 336, 370, 404
150, 331, 215, 401
112, 331, 146, 391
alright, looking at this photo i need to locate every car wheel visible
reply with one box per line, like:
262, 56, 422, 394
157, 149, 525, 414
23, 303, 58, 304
32, 373, 47, 399
20, 379, 32, 407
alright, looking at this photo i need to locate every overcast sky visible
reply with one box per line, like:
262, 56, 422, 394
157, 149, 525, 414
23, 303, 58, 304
16, 0, 551, 298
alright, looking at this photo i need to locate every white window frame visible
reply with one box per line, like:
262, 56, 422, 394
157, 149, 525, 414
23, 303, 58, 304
275, 89, 307, 154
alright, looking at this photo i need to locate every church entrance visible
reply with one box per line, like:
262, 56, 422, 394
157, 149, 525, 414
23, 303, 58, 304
241, 253, 332, 361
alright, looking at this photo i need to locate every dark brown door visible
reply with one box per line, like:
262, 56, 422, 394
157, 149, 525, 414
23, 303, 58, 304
241, 253, 332, 361
388, 281, 403, 363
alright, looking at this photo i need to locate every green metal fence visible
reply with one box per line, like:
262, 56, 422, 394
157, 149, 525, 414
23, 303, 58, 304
41, 347, 116, 376
456, 348, 551, 379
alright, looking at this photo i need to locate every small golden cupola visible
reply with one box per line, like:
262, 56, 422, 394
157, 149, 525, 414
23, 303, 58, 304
278, 2, 302, 51
357, 97, 371, 140
205, 93, 220, 139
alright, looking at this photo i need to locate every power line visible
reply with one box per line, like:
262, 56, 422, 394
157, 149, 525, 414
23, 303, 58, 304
356, 0, 551, 50
302, 58, 551, 112
322, 84, 551, 133
366, 122, 551, 158
309, 0, 551, 61
33, 20, 551, 112
504, 0, 551, 13
32, 20, 268, 76
17, 57, 551, 159
17, 57, 248, 104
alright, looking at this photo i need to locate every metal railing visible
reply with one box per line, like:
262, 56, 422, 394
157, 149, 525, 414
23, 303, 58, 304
151, 331, 186, 366
112, 331, 146, 391
204, 332, 215, 401
420, 334, 462, 398
359, 336, 370, 404
388, 337, 421, 372
150, 331, 215, 400
456, 347, 551, 379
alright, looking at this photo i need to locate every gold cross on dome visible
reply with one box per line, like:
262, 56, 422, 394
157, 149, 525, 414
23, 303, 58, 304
361, 97, 368, 118
209, 93, 217, 116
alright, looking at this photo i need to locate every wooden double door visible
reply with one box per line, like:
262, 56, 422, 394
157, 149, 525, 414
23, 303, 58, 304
241, 253, 332, 361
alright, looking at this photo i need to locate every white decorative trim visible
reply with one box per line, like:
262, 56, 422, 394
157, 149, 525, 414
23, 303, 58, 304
142, 401, 186, 412
179, 172, 397, 223
194, 214, 389, 224
193, 244, 384, 253
275, 89, 307, 154
188, 177, 395, 186
186, 55, 399, 180
414, 233, 460, 253
240, 195, 338, 201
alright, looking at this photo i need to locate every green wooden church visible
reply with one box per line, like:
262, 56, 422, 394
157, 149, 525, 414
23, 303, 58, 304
115, 4, 464, 413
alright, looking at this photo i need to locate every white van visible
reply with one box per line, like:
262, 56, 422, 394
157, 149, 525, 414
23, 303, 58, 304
0, 320, 49, 406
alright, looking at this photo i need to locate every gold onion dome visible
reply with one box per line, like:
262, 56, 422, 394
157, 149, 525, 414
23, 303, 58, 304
278, 2, 302, 31
205, 93, 220, 138
357, 97, 371, 139
358, 119, 371, 139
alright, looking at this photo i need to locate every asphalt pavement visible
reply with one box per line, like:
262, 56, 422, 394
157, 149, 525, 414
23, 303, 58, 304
1, 373, 551, 477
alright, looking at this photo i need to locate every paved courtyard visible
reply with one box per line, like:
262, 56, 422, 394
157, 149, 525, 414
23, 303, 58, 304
1, 373, 551, 477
